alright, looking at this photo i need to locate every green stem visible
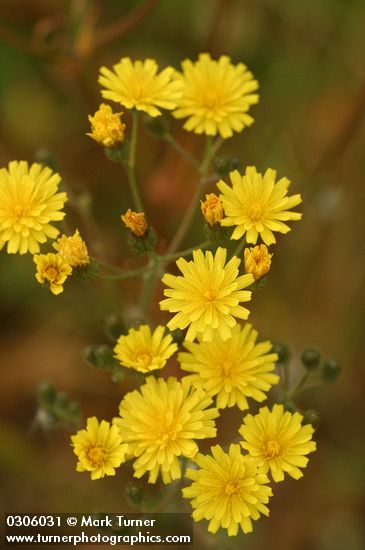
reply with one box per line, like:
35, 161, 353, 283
126, 111, 144, 212
232, 238, 246, 258
99, 265, 150, 281
287, 372, 310, 401
165, 136, 221, 256
160, 241, 209, 263
164, 134, 200, 169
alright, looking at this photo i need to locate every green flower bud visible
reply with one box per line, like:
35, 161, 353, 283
127, 227, 158, 255
283, 402, 297, 413
213, 155, 240, 178
302, 409, 320, 428
301, 348, 321, 371
272, 343, 291, 364
73, 259, 99, 283
144, 114, 169, 138
34, 148, 57, 170
322, 359, 341, 383
126, 484, 144, 508
104, 313, 127, 342
104, 141, 130, 164
83, 344, 118, 371
170, 329, 185, 345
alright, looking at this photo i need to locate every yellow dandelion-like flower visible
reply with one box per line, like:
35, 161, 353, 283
244, 244, 272, 280
0, 161, 67, 255
87, 103, 126, 147
113, 376, 219, 484
239, 404, 317, 482
121, 209, 148, 237
160, 247, 254, 342
53, 229, 89, 267
218, 167, 302, 245
179, 324, 279, 410
201, 193, 224, 226
183, 444, 272, 536
98, 58, 182, 117
114, 325, 177, 374
173, 53, 259, 138
33, 252, 72, 295
71, 417, 128, 480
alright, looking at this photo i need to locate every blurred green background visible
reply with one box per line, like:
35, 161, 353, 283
1, 1, 365, 549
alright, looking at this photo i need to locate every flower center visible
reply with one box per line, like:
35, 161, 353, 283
44, 266, 60, 282
204, 290, 217, 303
87, 445, 106, 467
204, 89, 219, 109
155, 414, 180, 447
265, 440, 281, 458
225, 480, 239, 496
221, 361, 233, 377
247, 202, 264, 222
135, 351, 153, 368
11, 204, 28, 224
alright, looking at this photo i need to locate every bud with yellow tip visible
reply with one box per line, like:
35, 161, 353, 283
87, 103, 126, 147
121, 209, 148, 237
201, 193, 224, 226
53, 229, 90, 267
244, 244, 272, 280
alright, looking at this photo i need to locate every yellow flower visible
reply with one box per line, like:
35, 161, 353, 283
173, 53, 259, 138
53, 229, 89, 267
113, 376, 219, 484
218, 167, 302, 245
0, 161, 67, 254
33, 252, 72, 295
183, 444, 272, 536
71, 417, 128, 480
239, 404, 317, 482
121, 209, 148, 237
87, 103, 126, 147
201, 193, 224, 226
98, 58, 182, 117
160, 247, 254, 342
179, 324, 279, 410
114, 325, 177, 373
244, 244, 272, 280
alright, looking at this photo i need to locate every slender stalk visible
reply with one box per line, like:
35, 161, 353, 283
99, 265, 150, 281
166, 136, 221, 256
160, 241, 210, 263
232, 238, 245, 258
164, 134, 200, 169
126, 111, 144, 212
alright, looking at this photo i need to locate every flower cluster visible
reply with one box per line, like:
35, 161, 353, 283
2, 48, 321, 542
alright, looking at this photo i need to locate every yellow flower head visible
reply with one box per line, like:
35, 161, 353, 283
160, 247, 254, 342
71, 417, 128, 480
244, 244, 272, 280
218, 167, 302, 245
201, 193, 224, 226
114, 325, 177, 373
121, 209, 148, 237
33, 252, 72, 295
179, 323, 279, 410
0, 161, 67, 255
87, 103, 126, 147
239, 404, 317, 482
183, 444, 272, 536
53, 229, 89, 267
98, 58, 182, 117
173, 53, 259, 138
113, 376, 219, 484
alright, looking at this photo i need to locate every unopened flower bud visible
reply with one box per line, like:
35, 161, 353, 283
201, 193, 224, 226
53, 229, 90, 267
322, 359, 341, 383
121, 209, 148, 237
272, 343, 290, 364
244, 244, 272, 280
87, 103, 126, 147
301, 348, 321, 371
